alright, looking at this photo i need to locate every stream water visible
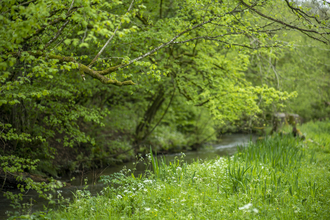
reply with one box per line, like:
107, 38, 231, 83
0, 134, 256, 218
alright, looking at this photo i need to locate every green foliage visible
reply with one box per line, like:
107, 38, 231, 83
246, 26, 330, 121
0, 156, 64, 217
148, 125, 188, 151
1, 0, 310, 160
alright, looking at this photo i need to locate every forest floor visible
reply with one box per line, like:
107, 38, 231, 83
8, 120, 330, 220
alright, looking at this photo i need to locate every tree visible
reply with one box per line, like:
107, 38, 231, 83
245, 0, 330, 121
0, 0, 329, 161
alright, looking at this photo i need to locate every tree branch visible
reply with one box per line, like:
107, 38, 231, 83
118, 8, 243, 68
24, 7, 79, 42
284, 0, 322, 25
195, 99, 210, 106
1, 0, 37, 15
44, 20, 70, 49
238, 0, 330, 44
88, 0, 135, 67
11, 52, 135, 86
159, 0, 163, 19
142, 86, 176, 141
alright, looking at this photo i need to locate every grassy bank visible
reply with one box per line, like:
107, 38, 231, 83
13, 121, 330, 219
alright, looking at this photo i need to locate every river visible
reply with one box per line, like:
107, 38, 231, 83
0, 134, 256, 219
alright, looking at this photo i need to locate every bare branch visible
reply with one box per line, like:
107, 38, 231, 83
284, 0, 322, 25
24, 7, 79, 42
174, 35, 284, 50
238, 0, 330, 44
195, 99, 210, 107
173, 32, 244, 44
88, 0, 135, 67
67, 0, 75, 14
44, 20, 70, 49
122, 9, 243, 65
90, 6, 244, 75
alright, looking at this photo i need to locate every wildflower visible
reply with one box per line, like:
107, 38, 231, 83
117, 195, 123, 199
144, 179, 153, 184
239, 203, 252, 210
253, 208, 259, 213
145, 208, 151, 211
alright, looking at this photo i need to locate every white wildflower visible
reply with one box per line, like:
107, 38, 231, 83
239, 203, 252, 210
117, 195, 123, 199
143, 179, 153, 184
253, 208, 259, 213
145, 208, 150, 211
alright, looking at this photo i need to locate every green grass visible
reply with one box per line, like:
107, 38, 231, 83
12, 121, 330, 219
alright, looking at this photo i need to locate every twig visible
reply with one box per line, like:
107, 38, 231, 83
238, 0, 330, 44
67, 0, 75, 14
88, 0, 136, 67
1, 0, 36, 15
44, 20, 70, 49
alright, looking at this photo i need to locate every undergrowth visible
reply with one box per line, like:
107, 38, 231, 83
9, 121, 330, 219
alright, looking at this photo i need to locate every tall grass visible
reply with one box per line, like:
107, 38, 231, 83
225, 135, 311, 206
150, 148, 188, 183
240, 135, 305, 170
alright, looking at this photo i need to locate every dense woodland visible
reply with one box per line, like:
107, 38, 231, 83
0, 0, 329, 179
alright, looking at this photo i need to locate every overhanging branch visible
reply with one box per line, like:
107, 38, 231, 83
239, 0, 330, 44
11, 52, 135, 86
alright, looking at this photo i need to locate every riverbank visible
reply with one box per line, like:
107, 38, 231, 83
9, 120, 330, 219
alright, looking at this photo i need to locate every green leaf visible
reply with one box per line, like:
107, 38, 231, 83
79, 43, 89, 48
